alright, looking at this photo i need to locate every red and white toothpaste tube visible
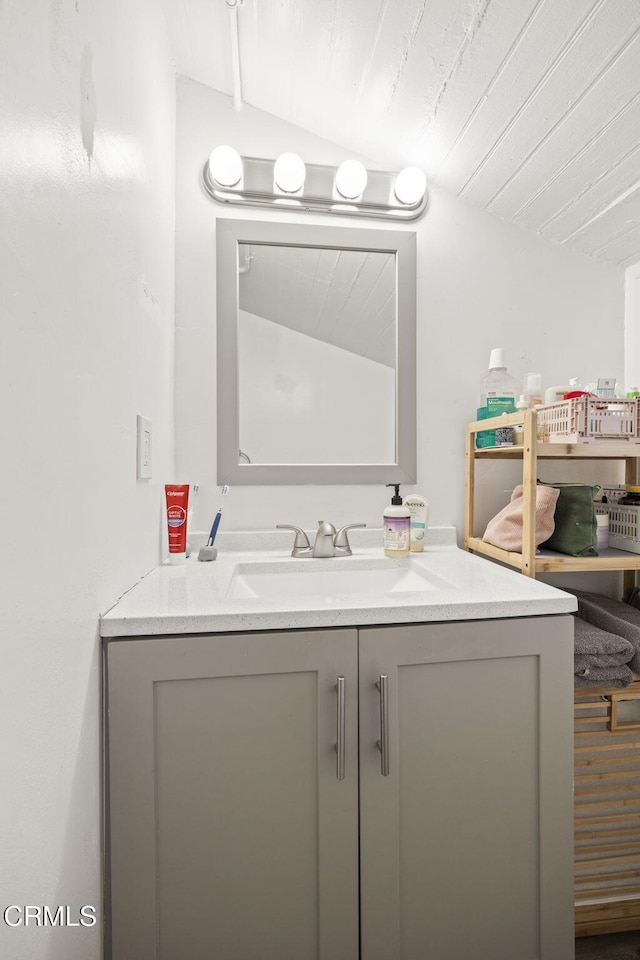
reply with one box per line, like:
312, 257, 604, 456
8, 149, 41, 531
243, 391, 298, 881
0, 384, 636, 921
164, 484, 190, 564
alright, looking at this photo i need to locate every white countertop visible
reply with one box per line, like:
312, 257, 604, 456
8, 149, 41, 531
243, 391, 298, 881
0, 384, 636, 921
100, 527, 577, 637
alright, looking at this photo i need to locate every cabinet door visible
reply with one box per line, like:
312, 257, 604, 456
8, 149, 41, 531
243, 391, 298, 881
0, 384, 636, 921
106, 629, 359, 960
358, 616, 574, 960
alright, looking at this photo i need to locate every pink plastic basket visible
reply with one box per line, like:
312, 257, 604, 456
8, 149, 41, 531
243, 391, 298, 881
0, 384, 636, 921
536, 397, 640, 444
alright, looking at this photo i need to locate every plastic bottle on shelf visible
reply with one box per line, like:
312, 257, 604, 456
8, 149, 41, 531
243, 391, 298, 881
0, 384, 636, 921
564, 376, 588, 400
596, 513, 609, 551
513, 395, 529, 446
523, 372, 542, 408
544, 378, 581, 405
476, 348, 519, 448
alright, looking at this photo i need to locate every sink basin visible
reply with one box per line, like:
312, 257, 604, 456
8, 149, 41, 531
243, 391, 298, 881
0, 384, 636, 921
226, 557, 451, 601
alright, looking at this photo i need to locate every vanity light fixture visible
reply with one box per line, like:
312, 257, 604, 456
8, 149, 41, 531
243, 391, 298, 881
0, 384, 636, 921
273, 152, 306, 193
335, 160, 368, 199
203, 149, 428, 221
209, 145, 243, 187
394, 166, 427, 206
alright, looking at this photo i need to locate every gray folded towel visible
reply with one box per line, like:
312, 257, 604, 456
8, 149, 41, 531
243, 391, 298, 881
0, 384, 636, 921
566, 590, 640, 673
574, 664, 634, 687
572, 615, 634, 661
575, 652, 633, 671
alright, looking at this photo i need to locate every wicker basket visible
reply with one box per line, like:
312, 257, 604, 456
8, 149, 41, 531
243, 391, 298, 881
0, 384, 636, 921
608, 504, 640, 554
536, 397, 640, 444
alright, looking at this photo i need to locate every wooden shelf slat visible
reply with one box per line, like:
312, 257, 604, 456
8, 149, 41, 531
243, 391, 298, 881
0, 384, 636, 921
576, 771, 640, 783
575, 798, 640, 811
475, 442, 640, 460
466, 536, 640, 574
576, 869, 640, 884
576, 827, 640, 841
576, 915, 640, 937
575, 786, 640, 798
576, 841, 640, 855
577, 814, 640, 826
575, 701, 614, 710
576, 730, 640, 740
465, 537, 524, 571
575, 741, 640, 754
576, 883, 640, 901
576, 853, 640, 869
575, 899, 640, 919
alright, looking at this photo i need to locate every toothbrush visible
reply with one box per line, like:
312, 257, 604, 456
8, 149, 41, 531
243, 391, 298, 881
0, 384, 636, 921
187, 483, 199, 533
185, 483, 200, 558
206, 485, 229, 547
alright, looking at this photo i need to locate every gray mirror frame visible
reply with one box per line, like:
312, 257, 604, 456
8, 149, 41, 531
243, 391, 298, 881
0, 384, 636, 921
216, 218, 417, 485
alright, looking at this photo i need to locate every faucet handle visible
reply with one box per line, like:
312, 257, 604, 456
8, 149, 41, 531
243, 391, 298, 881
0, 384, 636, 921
276, 524, 311, 557
334, 522, 366, 556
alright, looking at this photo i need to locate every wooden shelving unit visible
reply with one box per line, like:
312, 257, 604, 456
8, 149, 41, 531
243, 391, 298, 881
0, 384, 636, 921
465, 407, 640, 938
465, 408, 640, 589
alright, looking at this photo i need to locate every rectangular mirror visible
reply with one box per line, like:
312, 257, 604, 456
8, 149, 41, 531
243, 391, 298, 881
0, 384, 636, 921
216, 218, 416, 484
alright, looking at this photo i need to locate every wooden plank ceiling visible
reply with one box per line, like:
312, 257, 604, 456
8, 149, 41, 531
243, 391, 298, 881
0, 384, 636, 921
163, 0, 640, 268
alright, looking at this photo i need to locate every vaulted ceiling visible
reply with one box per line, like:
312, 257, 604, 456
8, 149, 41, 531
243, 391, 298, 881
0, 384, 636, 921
162, 0, 640, 268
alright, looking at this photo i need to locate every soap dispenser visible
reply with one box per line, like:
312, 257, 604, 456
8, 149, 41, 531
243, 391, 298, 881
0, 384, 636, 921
383, 484, 410, 558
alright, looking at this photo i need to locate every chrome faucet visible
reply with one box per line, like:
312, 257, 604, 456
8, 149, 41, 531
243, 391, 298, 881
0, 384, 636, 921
277, 521, 366, 558
313, 521, 337, 557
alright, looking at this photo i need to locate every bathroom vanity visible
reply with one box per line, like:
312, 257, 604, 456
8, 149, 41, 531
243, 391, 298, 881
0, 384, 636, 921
101, 528, 577, 960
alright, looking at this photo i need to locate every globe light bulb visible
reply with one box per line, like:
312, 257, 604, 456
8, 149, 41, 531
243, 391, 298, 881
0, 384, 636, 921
335, 160, 368, 199
394, 166, 427, 205
208, 145, 243, 187
273, 153, 306, 193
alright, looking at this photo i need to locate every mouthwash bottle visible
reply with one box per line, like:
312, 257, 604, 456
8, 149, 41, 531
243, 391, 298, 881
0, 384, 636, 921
476, 348, 519, 448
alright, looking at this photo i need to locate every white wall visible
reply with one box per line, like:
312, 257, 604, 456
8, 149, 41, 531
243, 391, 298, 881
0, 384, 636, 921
238, 309, 395, 464
176, 77, 624, 542
0, 2, 175, 957
626, 262, 640, 392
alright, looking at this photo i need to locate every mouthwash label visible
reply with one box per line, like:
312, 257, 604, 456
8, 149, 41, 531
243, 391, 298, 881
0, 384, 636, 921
476, 397, 516, 448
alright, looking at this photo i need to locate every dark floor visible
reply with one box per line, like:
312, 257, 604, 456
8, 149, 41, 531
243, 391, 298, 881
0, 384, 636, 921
575, 932, 640, 959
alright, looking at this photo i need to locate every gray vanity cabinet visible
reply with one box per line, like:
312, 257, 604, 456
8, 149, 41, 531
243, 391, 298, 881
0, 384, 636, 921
358, 616, 575, 960
105, 628, 360, 960
105, 615, 574, 960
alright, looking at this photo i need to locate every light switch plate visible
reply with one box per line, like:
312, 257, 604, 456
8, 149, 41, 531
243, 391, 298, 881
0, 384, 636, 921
136, 415, 152, 480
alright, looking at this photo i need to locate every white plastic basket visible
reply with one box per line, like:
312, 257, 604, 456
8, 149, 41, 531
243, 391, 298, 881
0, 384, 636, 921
536, 397, 640, 444
608, 504, 640, 554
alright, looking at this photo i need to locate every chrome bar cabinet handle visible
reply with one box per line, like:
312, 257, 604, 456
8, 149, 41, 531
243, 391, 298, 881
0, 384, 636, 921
335, 677, 346, 780
376, 674, 389, 776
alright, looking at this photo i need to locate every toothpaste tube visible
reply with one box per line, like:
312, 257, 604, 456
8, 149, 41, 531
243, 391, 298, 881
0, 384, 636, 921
164, 484, 190, 564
